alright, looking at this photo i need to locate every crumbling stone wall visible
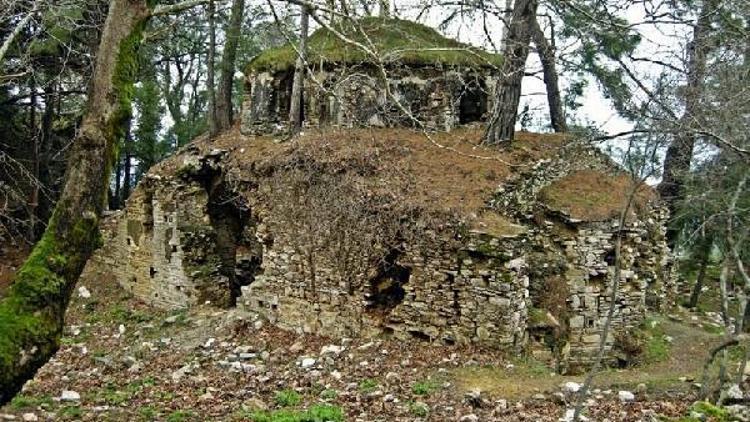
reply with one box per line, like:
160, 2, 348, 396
241, 65, 496, 135
83, 137, 671, 369
492, 143, 672, 369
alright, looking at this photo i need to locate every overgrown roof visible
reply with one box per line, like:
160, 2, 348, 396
246, 17, 502, 73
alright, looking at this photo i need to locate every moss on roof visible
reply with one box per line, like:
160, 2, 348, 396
246, 17, 502, 73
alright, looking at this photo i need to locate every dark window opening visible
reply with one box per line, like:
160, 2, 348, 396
586, 317, 595, 328
459, 82, 487, 124
149, 266, 157, 278
205, 175, 255, 308
604, 249, 616, 266
127, 238, 132, 246
366, 249, 411, 313
408, 330, 432, 342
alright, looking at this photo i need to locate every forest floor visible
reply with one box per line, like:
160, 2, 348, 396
0, 267, 735, 422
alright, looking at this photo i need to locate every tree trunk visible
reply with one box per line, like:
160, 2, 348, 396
122, 118, 133, 201
658, 0, 719, 245
289, 6, 310, 134
378, 0, 390, 17
215, 0, 245, 131
484, 0, 537, 144
0, 0, 152, 404
530, 15, 566, 133
688, 248, 710, 308
206, 0, 218, 137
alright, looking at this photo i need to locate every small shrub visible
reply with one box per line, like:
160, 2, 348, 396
320, 389, 338, 400
274, 389, 301, 407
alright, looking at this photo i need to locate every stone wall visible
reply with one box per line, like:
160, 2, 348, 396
491, 142, 672, 369
241, 226, 528, 349
241, 65, 496, 135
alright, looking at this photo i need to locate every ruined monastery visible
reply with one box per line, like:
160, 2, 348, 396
84, 18, 673, 371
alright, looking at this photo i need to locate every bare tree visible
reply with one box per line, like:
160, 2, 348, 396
207, 0, 218, 136
530, 14, 565, 132
216, 0, 246, 130
484, 0, 537, 144
288, 4, 310, 134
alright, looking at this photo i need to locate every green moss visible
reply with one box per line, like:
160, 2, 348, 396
246, 17, 501, 73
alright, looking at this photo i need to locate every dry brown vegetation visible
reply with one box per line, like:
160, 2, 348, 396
181, 126, 570, 215
539, 169, 657, 222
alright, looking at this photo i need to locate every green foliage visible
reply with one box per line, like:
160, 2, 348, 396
408, 401, 429, 418
274, 389, 302, 407
319, 389, 338, 400
9, 394, 53, 409
249, 404, 344, 422
411, 380, 439, 396
60, 405, 83, 419
358, 378, 378, 393
246, 17, 502, 73
166, 410, 196, 422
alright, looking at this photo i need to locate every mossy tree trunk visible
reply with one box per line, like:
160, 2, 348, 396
484, 0, 538, 144
0, 0, 152, 404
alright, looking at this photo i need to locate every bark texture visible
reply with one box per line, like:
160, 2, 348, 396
0, 0, 151, 404
216, 0, 245, 131
289, 6, 310, 133
484, 0, 538, 144
531, 15, 567, 133
658, 0, 719, 244
206, 0, 218, 136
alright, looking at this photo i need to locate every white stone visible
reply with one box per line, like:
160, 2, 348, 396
617, 390, 635, 402
320, 345, 344, 356
562, 381, 581, 393
77, 286, 91, 298
60, 390, 80, 401
21, 414, 38, 422
300, 357, 316, 368
560, 409, 589, 422
459, 415, 479, 422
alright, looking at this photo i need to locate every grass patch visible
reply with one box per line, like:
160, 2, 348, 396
138, 405, 158, 420
358, 378, 378, 393
539, 169, 654, 222
249, 404, 344, 422
411, 380, 439, 396
60, 405, 83, 419
9, 394, 53, 409
166, 410, 195, 422
319, 389, 337, 400
274, 389, 301, 407
408, 401, 429, 418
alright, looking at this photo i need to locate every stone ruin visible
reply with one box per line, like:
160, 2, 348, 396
84, 19, 673, 371
83, 126, 673, 371
240, 17, 500, 134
